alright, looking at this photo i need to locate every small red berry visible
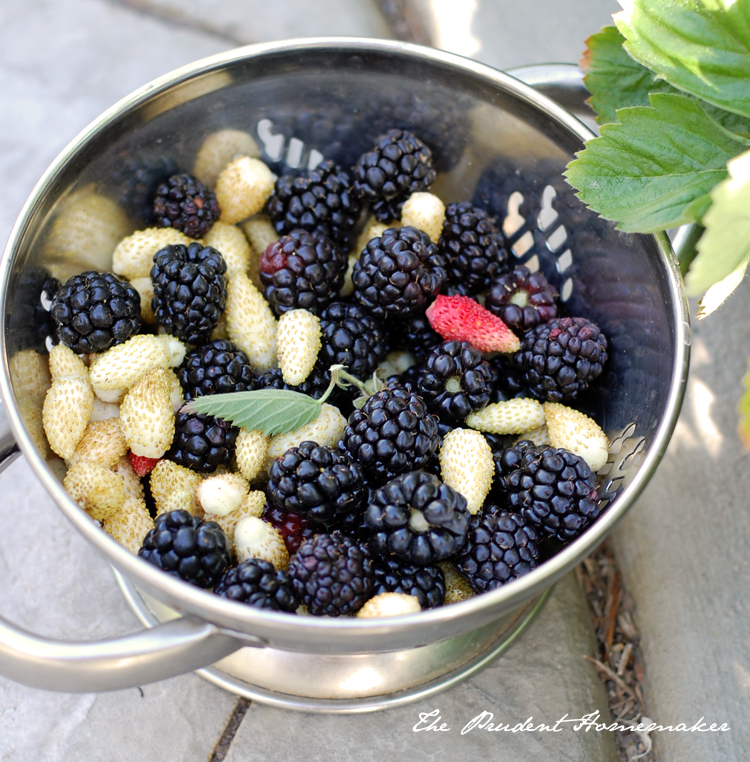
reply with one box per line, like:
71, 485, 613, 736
129, 452, 160, 477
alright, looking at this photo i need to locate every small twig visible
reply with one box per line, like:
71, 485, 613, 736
584, 655, 636, 698
618, 643, 633, 677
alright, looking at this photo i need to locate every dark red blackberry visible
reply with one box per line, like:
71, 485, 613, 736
456, 507, 540, 592
214, 557, 298, 612
366, 470, 470, 565
341, 382, 439, 483
352, 226, 446, 319
51, 271, 141, 354
318, 301, 386, 380
138, 509, 230, 588
371, 555, 446, 608
267, 441, 367, 524
152, 172, 220, 238
352, 129, 437, 222
417, 340, 492, 422
167, 410, 238, 473
438, 202, 509, 295
485, 265, 558, 333
259, 228, 346, 316
515, 316, 608, 403
262, 504, 317, 556
151, 242, 227, 344
287, 532, 374, 616
265, 160, 362, 251
178, 339, 256, 400
495, 441, 600, 543
386, 313, 443, 362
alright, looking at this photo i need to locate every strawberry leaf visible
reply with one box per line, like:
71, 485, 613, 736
564, 93, 749, 233
184, 389, 321, 436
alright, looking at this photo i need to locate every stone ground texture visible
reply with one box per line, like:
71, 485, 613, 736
4, 0, 748, 760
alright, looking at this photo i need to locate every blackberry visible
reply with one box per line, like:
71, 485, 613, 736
167, 410, 238, 473
178, 339, 256, 400
265, 160, 362, 251
352, 226, 445, 319
14, 267, 59, 353
151, 242, 227, 344
51, 271, 141, 354
267, 441, 367, 524
417, 340, 492, 422
485, 265, 558, 333
516, 316, 608, 403
214, 558, 298, 612
259, 228, 346, 316
438, 202, 509, 295
318, 301, 387, 380
255, 366, 331, 400
371, 555, 446, 609
495, 441, 600, 543
287, 532, 374, 616
152, 172, 220, 238
262, 504, 317, 556
456, 507, 540, 592
352, 129, 436, 222
386, 314, 443, 362
366, 470, 470, 565
487, 354, 529, 402
112, 150, 178, 223
341, 382, 439, 483
138, 509, 230, 588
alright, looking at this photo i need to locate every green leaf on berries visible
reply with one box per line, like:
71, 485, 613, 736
615, 0, 750, 119
687, 148, 750, 297
565, 93, 748, 232
184, 389, 321, 436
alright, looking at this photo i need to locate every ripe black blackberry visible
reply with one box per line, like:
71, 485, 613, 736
267, 441, 367, 524
515, 316, 608, 403
51, 271, 141, 354
386, 313, 443, 362
255, 366, 331, 400
262, 504, 317, 555
371, 555, 446, 609
456, 507, 540, 592
259, 228, 346, 316
265, 160, 362, 251
417, 340, 493, 422
352, 129, 437, 222
318, 301, 387, 380
151, 242, 227, 344
152, 172, 220, 238
352, 226, 446, 319
487, 354, 529, 402
214, 558, 298, 612
495, 440, 600, 543
341, 382, 440, 483
485, 265, 558, 333
287, 532, 374, 616
178, 339, 256, 400
438, 202, 509, 295
15, 267, 59, 353
366, 470, 470, 565
138, 509, 230, 588
167, 410, 238, 473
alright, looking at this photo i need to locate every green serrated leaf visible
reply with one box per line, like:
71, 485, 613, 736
564, 93, 747, 233
582, 26, 679, 125
686, 148, 750, 296
185, 389, 321, 436
701, 102, 750, 141
615, 0, 750, 119
696, 257, 749, 318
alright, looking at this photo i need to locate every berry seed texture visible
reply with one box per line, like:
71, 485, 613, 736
36, 120, 615, 620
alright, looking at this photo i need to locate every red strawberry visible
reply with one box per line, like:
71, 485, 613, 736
425, 294, 520, 353
129, 451, 160, 477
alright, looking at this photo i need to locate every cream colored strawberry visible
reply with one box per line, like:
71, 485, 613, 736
64, 461, 126, 522
240, 214, 277, 291
356, 592, 421, 618
543, 402, 609, 472
439, 428, 494, 515
43, 378, 94, 459
113, 456, 145, 501
68, 417, 128, 468
225, 272, 277, 371
215, 156, 275, 224
519, 422, 551, 447
128, 276, 156, 324
196, 473, 249, 517
277, 309, 322, 385
119, 368, 175, 459
400, 192, 445, 243
233, 516, 289, 569
235, 429, 270, 483
11, 350, 52, 458
112, 227, 196, 280
376, 350, 416, 380
466, 398, 545, 435
193, 128, 260, 187
439, 561, 476, 604
213, 490, 266, 544
149, 460, 203, 517
102, 496, 154, 554
49, 344, 88, 383
203, 221, 251, 278
339, 251, 360, 298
